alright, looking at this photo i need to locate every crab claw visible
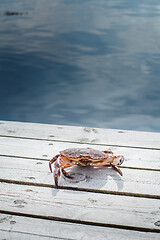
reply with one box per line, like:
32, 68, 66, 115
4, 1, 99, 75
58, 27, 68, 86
110, 156, 124, 176
110, 164, 123, 176
112, 155, 124, 166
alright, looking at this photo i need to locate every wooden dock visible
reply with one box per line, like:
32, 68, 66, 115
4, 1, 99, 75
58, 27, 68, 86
0, 120, 160, 239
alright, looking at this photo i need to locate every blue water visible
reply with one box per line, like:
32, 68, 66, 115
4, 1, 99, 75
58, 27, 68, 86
0, 0, 160, 132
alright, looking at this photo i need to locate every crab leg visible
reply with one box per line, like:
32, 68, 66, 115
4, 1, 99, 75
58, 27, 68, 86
103, 150, 113, 155
110, 163, 123, 176
61, 168, 74, 179
49, 154, 60, 173
54, 161, 61, 188
60, 156, 75, 179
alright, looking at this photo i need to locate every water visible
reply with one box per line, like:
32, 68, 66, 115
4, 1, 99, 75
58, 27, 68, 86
0, 0, 160, 132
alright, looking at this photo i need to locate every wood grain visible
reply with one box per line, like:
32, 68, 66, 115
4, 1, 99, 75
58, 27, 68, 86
0, 182, 160, 231
0, 213, 159, 240
0, 156, 160, 197
0, 137, 160, 170
1, 120, 160, 239
1, 121, 160, 149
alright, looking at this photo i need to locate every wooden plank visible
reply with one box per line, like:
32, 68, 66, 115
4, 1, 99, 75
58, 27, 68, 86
1, 121, 160, 149
0, 214, 159, 240
0, 182, 160, 231
1, 156, 160, 197
0, 136, 160, 169
0, 231, 56, 240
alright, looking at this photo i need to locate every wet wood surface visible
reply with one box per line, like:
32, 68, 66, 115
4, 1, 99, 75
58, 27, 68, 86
0, 121, 160, 239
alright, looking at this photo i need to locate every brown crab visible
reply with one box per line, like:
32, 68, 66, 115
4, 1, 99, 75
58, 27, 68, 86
49, 148, 124, 187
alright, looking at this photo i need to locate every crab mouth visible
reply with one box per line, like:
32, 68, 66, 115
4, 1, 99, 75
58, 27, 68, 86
78, 159, 93, 166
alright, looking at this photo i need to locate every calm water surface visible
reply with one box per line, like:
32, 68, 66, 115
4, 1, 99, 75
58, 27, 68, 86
1, 0, 160, 132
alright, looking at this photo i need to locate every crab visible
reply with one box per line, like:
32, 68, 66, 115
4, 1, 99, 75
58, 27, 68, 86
49, 148, 124, 187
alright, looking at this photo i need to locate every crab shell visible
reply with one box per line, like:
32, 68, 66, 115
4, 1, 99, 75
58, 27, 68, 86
60, 148, 123, 166
49, 148, 124, 188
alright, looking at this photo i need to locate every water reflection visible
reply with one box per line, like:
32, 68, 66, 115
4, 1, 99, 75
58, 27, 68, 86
0, 0, 160, 132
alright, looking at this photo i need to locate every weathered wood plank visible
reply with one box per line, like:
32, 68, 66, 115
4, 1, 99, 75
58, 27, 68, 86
0, 136, 160, 169
1, 121, 160, 149
0, 214, 159, 240
0, 231, 57, 240
0, 182, 160, 231
1, 156, 160, 197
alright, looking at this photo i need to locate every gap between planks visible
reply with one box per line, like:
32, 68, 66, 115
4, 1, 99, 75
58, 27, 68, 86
1, 134, 160, 151
1, 135, 160, 170
1, 120, 160, 150
0, 178, 159, 200
0, 210, 160, 234
1, 154, 160, 172
1, 155, 160, 198
0, 213, 159, 240
1, 181, 160, 232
